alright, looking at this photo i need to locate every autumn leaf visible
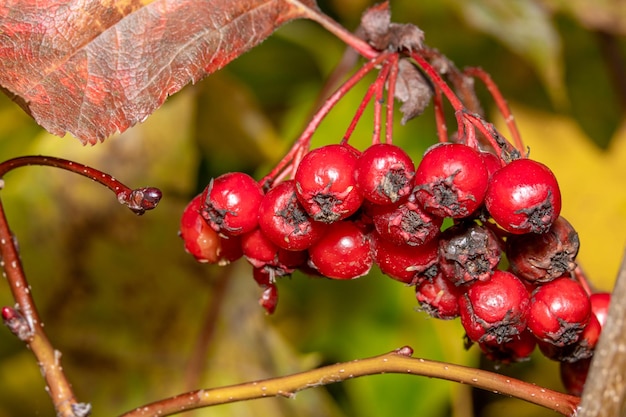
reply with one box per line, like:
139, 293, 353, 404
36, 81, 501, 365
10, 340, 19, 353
0, 0, 318, 144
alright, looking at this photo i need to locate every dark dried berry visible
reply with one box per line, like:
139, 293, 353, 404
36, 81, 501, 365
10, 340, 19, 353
438, 222, 501, 286
507, 216, 579, 284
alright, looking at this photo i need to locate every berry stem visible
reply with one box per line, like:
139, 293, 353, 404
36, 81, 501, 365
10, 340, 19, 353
433, 87, 449, 143
262, 52, 392, 186
288, 0, 378, 60
463, 67, 525, 154
119, 346, 579, 417
385, 54, 400, 145
0, 156, 161, 215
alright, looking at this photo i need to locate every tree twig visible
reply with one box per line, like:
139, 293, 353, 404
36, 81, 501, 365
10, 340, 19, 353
119, 346, 579, 417
578, 248, 626, 417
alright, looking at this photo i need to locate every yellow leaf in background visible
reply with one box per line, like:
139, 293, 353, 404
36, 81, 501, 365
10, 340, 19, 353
497, 104, 626, 291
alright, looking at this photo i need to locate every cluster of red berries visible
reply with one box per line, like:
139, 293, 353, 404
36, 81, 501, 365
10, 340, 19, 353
179, 138, 610, 394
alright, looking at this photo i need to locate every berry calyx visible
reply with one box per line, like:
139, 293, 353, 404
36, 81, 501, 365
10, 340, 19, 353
258, 180, 328, 251
370, 193, 442, 247
414, 143, 489, 218
201, 172, 264, 236
353, 143, 415, 205
308, 220, 373, 279
485, 158, 561, 234
295, 144, 364, 223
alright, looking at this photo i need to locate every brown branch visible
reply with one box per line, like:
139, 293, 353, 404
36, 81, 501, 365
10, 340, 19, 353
578, 248, 626, 417
0, 197, 90, 417
119, 346, 579, 417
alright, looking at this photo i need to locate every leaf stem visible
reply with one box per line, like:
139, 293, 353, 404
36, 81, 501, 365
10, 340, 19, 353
119, 346, 579, 417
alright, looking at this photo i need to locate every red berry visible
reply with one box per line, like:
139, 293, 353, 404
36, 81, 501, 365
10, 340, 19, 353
241, 228, 279, 269
485, 158, 561, 234
415, 272, 462, 319
438, 222, 501, 286
528, 277, 591, 346
560, 357, 591, 396
459, 270, 530, 344
480, 151, 503, 178
538, 313, 601, 362
242, 229, 306, 278
414, 143, 489, 218
507, 216, 579, 284
370, 193, 442, 247
372, 234, 439, 284
590, 292, 611, 327
180, 194, 242, 264
253, 268, 279, 314
295, 144, 364, 223
201, 172, 264, 236
308, 220, 373, 280
354, 143, 415, 205
258, 180, 328, 251
478, 329, 536, 364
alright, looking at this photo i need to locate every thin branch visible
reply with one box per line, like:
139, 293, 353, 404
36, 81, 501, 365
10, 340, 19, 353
0, 197, 90, 417
0, 156, 163, 417
119, 346, 579, 417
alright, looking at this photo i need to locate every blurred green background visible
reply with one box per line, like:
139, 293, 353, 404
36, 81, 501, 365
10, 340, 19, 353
0, 0, 625, 416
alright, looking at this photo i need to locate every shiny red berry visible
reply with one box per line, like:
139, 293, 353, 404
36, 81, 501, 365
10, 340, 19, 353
414, 143, 489, 218
308, 220, 373, 279
295, 144, 364, 223
180, 194, 242, 264
372, 234, 439, 284
258, 180, 328, 251
507, 216, 579, 284
528, 276, 591, 346
485, 158, 561, 234
354, 143, 415, 205
459, 270, 530, 344
201, 172, 264, 236
590, 292, 611, 327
